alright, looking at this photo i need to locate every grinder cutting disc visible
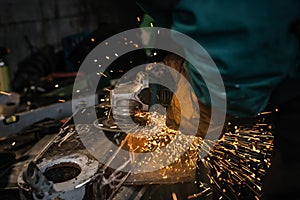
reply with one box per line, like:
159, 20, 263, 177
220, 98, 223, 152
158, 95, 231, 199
94, 116, 147, 132
95, 117, 123, 132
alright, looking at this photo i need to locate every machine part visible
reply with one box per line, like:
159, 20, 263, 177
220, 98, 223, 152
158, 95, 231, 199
18, 153, 99, 200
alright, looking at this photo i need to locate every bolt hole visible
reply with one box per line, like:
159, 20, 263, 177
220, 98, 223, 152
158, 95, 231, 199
44, 162, 81, 183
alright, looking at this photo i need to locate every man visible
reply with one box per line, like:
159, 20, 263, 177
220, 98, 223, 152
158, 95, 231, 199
138, 0, 300, 199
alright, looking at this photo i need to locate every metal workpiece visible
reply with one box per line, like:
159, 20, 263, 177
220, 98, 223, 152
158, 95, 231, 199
17, 115, 102, 200
18, 153, 99, 200
16, 104, 114, 200
17, 102, 200, 200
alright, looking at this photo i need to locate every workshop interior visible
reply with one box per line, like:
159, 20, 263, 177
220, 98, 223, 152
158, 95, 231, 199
0, 0, 299, 199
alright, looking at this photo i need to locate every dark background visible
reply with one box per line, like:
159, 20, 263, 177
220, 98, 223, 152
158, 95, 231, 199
0, 0, 141, 79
